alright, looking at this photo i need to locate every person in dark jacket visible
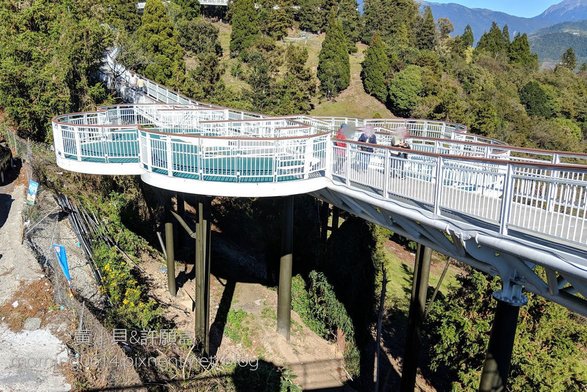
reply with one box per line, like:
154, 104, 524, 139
357, 126, 377, 171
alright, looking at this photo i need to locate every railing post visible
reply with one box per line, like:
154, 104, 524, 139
166, 135, 173, 177
547, 154, 560, 212
345, 143, 351, 186
146, 133, 152, 171
499, 164, 514, 235
325, 137, 332, 179
383, 149, 390, 198
74, 127, 82, 161
304, 137, 312, 179
433, 157, 444, 216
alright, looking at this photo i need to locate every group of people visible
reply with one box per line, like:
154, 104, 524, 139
128, 72, 146, 94
334, 123, 411, 173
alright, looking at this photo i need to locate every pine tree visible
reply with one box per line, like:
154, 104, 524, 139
416, 6, 437, 50
476, 21, 507, 57
137, 0, 185, 88
174, 0, 200, 19
363, 0, 418, 46
388, 65, 423, 117
561, 47, 577, 70
276, 45, 317, 114
509, 33, 537, 70
337, 0, 361, 51
317, 12, 350, 98
298, 0, 325, 33
259, 0, 294, 40
229, 0, 260, 57
362, 33, 389, 103
462, 24, 474, 48
502, 24, 511, 47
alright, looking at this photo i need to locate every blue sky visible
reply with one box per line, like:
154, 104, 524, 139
428, 1, 562, 18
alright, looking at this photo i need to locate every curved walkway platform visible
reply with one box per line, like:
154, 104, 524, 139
52, 70, 587, 315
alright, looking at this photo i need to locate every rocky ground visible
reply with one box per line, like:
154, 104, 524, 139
0, 166, 71, 392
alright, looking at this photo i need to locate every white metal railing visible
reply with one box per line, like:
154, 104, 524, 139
330, 141, 587, 248
52, 104, 587, 249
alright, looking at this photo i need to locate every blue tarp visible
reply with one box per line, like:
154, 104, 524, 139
52, 244, 71, 282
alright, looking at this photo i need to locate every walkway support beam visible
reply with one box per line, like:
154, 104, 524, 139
478, 299, 521, 392
400, 243, 432, 392
277, 196, 294, 340
165, 222, 176, 296
195, 200, 211, 355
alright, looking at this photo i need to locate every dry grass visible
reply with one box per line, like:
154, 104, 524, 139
0, 278, 55, 331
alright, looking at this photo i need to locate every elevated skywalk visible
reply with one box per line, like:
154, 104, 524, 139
53, 62, 587, 316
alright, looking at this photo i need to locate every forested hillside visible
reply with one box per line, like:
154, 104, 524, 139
0, 0, 586, 390
530, 20, 587, 66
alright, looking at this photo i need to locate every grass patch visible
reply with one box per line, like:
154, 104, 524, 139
311, 43, 394, 119
225, 309, 253, 348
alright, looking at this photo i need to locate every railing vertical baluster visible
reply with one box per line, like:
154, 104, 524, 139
345, 143, 351, 186
499, 164, 514, 235
74, 127, 82, 161
166, 135, 173, 176
383, 149, 390, 199
434, 157, 444, 216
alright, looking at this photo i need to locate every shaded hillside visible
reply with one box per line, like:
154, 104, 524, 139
529, 20, 587, 65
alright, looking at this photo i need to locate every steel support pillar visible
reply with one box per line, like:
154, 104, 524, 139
400, 243, 431, 392
277, 196, 294, 340
478, 299, 521, 392
195, 200, 211, 354
164, 222, 176, 296
332, 206, 340, 232
320, 201, 329, 242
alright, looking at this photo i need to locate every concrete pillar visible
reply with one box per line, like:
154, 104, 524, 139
277, 196, 294, 340
165, 222, 176, 296
478, 299, 521, 392
400, 244, 432, 392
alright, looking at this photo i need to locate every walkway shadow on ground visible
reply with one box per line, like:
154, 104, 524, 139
0, 158, 21, 187
0, 193, 13, 229
208, 279, 236, 357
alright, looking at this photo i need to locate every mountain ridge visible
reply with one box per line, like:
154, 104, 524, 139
421, 0, 587, 37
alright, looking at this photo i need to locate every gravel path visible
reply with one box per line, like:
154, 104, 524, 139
0, 178, 71, 392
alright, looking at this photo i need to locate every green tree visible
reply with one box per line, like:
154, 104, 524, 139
103, 0, 141, 32
241, 37, 283, 112
561, 47, 577, 70
476, 21, 508, 58
276, 45, 317, 114
416, 6, 436, 50
337, 0, 361, 50
259, 0, 294, 40
388, 65, 424, 117
317, 13, 350, 98
137, 0, 185, 88
173, 0, 200, 19
509, 33, 538, 69
229, 0, 260, 57
361, 33, 389, 103
183, 52, 225, 101
362, 0, 418, 46
177, 17, 222, 56
0, 0, 111, 140
297, 0, 325, 33
462, 24, 474, 48
426, 269, 587, 391
519, 81, 557, 118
